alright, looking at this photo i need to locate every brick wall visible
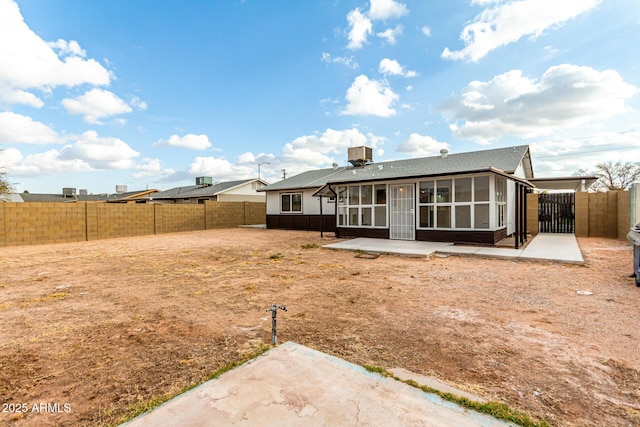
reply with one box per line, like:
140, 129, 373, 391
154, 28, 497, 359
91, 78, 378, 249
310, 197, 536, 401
0, 201, 266, 247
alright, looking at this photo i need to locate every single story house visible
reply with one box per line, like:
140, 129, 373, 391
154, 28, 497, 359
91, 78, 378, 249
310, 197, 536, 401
260, 145, 539, 246
150, 177, 268, 204
13, 188, 158, 203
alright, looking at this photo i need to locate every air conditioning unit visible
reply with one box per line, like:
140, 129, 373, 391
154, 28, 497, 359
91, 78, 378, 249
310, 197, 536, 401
62, 188, 76, 197
348, 146, 373, 167
196, 176, 213, 186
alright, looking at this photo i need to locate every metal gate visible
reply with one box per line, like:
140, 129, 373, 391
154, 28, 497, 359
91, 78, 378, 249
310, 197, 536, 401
389, 184, 415, 240
538, 193, 575, 233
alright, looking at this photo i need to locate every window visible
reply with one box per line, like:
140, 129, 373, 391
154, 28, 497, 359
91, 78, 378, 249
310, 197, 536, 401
418, 175, 492, 230
495, 177, 506, 228
337, 184, 387, 227
281, 193, 302, 213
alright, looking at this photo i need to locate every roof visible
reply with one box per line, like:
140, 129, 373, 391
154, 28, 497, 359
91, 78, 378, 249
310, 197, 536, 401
263, 145, 532, 192
151, 179, 266, 200
12, 189, 157, 203
529, 176, 598, 192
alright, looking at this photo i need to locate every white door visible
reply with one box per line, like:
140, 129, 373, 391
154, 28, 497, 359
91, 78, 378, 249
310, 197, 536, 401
389, 184, 415, 240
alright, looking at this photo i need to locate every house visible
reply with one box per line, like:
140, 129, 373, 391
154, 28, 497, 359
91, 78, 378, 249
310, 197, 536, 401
150, 177, 268, 204
13, 188, 158, 203
260, 145, 538, 246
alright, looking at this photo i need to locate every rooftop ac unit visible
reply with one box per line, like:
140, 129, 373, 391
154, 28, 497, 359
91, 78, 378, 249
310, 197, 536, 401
348, 146, 373, 167
196, 176, 213, 186
62, 188, 77, 197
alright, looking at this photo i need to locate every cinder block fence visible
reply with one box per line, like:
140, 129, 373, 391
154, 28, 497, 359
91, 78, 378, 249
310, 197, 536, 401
0, 201, 265, 247
527, 190, 631, 239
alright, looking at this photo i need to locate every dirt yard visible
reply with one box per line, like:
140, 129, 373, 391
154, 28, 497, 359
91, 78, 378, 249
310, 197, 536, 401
0, 228, 638, 426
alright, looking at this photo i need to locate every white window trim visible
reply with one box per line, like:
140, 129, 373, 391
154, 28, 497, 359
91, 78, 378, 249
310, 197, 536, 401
337, 183, 387, 228
280, 192, 303, 214
417, 174, 498, 231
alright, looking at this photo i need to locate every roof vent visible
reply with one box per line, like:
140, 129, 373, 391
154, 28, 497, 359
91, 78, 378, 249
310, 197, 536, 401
332, 163, 338, 170
348, 146, 373, 167
440, 148, 449, 158
195, 176, 213, 186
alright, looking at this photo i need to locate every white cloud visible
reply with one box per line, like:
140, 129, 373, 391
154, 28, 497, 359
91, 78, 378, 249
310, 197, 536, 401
188, 156, 236, 176
59, 130, 140, 170
0, 0, 111, 106
3, 148, 93, 176
379, 58, 416, 77
442, 0, 602, 62
321, 52, 358, 69
421, 26, 432, 37
396, 133, 450, 157
133, 158, 174, 179
47, 39, 86, 57
439, 64, 638, 142
376, 25, 403, 44
530, 129, 640, 177
62, 88, 133, 124
341, 75, 399, 117
369, 0, 409, 20
0, 112, 60, 144
234, 128, 386, 183
346, 8, 372, 50
158, 134, 212, 150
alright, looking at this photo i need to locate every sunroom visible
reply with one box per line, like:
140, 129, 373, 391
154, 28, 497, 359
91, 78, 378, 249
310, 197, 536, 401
331, 169, 532, 246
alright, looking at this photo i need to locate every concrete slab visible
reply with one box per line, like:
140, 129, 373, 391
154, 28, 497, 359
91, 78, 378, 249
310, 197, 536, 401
389, 368, 488, 404
323, 233, 584, 264
323, 237, 454, 257
121, 342, 514, 427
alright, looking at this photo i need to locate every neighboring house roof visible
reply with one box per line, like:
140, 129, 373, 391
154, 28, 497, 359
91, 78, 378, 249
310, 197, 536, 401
262, 145, 532, 192
19, 193, 113, 202
151, 178, 267, 200
14, 189, 158, 203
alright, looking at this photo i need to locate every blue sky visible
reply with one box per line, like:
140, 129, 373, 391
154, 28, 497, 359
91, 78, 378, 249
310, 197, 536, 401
1, 0, 639, 194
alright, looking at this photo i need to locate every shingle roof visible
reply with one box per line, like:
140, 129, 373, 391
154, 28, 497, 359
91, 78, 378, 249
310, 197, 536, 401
19, 193, 113, 202
152, 179, 263, 199
263, 145, 531, 192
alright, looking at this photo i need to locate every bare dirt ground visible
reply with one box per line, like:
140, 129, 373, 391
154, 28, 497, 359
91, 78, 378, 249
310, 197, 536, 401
0, 228, 639, 427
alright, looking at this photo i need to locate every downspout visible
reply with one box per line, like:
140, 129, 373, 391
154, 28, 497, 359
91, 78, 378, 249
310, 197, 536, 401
319, 195, 324, 238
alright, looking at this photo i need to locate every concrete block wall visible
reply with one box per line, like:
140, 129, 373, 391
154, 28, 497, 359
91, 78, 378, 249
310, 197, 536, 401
0, 202, 6, 247
94, 203, 155, 240
526, 193, 538, 235
2, 202, 86, 246
618, 190, 631, 238
205, 201, 245, 229
243, 202, 267, 225
157, 204, 205, 233
575, 193, 589, 237
0, 201, 266, 247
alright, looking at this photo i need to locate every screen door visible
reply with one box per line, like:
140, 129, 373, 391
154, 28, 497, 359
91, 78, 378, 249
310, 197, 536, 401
389, 184, 415, 240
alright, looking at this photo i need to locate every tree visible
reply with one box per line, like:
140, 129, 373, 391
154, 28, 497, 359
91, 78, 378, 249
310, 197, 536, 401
0, 170, 13, 198
576, 161, 640, 191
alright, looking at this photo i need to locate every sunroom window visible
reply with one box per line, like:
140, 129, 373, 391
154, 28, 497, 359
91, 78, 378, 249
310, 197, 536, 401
337, 184, 387, 227
419, 176, 492, 229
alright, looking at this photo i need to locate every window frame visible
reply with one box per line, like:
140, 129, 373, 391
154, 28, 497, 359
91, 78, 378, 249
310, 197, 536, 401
337, 183, 387, 228
418, 174, 500, 231
280, 192, 303, 213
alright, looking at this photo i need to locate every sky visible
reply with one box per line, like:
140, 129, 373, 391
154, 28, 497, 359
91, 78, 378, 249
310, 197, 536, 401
0, 0, 639, 194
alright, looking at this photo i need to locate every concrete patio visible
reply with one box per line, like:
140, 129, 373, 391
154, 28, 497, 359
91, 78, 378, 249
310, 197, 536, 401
121, 342, 515, 427
322, 233, 584, 264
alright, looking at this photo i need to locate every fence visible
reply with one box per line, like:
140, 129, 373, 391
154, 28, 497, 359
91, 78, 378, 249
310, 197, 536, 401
527, 191, 631, 239
0, 201, 266, 247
